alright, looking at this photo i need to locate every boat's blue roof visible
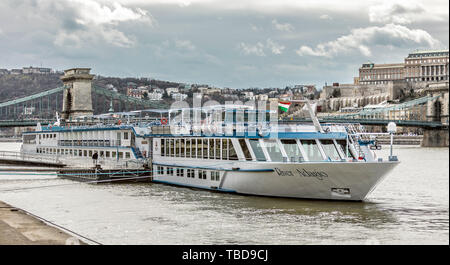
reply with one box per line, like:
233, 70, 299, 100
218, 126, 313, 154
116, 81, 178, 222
24, 125, 347, 140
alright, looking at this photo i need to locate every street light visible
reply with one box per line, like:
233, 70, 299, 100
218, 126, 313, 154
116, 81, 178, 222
387, 122, 398, 161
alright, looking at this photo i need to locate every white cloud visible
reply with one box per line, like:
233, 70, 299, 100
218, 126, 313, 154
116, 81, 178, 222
296, 23, 441, 58
175, 39, 196, 50
250, 24, 261, 31
369, 1, 425, 24
54, 27, 136, 48
69, 0, 150, 25
272, 19, 294, 32
53, 0, 152, 48
238, 39, 285, 56
238, 42, 265, 56
266, 39, 285, 54
319, 14, 332, 20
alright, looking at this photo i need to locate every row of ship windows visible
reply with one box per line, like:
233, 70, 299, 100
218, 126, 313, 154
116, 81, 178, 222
159, 138, 354, 162
39, 134, 57, 139
32, 132, 131, 141
155, 166, 221, 181
36, 148, 132, 159
161, 138, 239, 160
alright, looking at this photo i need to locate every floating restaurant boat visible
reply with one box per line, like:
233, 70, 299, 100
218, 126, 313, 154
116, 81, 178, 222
20, 101, 399, 201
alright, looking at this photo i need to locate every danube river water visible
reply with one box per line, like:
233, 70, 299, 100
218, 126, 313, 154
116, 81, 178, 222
0, 142, 448, 244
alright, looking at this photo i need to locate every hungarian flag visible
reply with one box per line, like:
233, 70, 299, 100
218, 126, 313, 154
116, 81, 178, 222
278, 101, 291, 112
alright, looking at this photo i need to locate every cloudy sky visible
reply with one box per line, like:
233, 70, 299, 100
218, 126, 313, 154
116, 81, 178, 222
0, 0, 448, 88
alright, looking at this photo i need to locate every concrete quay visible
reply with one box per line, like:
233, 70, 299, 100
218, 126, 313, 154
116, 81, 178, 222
376, 135, 423, 145
0, 201, 86, 245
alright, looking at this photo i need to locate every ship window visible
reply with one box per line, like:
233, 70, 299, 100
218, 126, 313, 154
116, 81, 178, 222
167, 167, 174, 176
193, 139, 198, 158
119, 152, 123, 159
161, 139, 165, 156
202, 139, 208, 159
301, 140, 323, 161
238, 139, 252, 161
196, 139, 201, 158
181, 139, 185, 157
186, 139, 191, 157
263, 139, 284, 162
209, 138, 215, 159
166, 139, 170, 157
187, 169, 195, 178
198, 170, 207, 179
169, 139, 174, 157
112, 151, 116, 158
79, 150, 83, 156
320, 140, 341, 161
177, 168, 184, 177
124, 132, 129, 140
125, 152, 131, 159
229, 140, 239, 160
215, 139, 221, 160
69, 149, 73, 155
281, 139, 303, 162
175, 139, 180, 157
248, 139, 266, 161
336, 140, 354, 159
211, 171, 220, 181
222, 139, 229, 160
106, 151, 110, 158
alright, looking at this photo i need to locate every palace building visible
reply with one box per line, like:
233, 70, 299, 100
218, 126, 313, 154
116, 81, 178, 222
358, 49, 449, 85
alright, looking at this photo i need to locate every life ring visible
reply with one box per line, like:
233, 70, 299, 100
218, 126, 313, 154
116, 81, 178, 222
258, 124, 270, 137
161, 117, 168, 125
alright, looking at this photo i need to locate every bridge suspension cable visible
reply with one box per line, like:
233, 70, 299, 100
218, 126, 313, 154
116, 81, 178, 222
0, 86, 67, 108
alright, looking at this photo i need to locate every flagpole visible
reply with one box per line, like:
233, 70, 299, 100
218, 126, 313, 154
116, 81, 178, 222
280, 99, 324, 133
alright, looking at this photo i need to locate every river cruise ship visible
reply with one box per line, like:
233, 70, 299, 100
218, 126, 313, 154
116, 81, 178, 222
20, 104, 399, 201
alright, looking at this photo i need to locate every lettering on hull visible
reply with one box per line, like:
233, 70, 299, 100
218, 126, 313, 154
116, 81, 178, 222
274, 168, 329, 181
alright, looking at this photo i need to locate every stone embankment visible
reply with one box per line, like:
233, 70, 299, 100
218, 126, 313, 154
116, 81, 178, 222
0, 201, 86, 245
376, 135, 423, 145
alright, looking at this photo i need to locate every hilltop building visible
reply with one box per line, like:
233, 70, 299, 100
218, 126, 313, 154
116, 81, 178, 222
22, 66, 51, 74
358, 49, 449, 85
404, 50, 449, 82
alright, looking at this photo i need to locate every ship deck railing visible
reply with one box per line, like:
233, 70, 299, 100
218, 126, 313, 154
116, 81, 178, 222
0, 150, 64, 165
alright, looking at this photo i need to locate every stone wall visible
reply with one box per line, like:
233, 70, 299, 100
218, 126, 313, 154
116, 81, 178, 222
422, 129, 449, 147
320, 80, 407, 112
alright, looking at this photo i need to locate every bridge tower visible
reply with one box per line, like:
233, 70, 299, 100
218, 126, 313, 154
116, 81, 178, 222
61, 68, 94, 119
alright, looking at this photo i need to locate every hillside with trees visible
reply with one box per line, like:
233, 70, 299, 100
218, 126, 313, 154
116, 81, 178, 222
0, 73, 182, 114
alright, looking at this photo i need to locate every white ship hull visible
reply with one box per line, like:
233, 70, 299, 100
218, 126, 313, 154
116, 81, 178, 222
152, 160, 398, 201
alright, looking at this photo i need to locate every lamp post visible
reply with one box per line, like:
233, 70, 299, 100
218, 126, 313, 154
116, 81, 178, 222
387, 122, 398, 161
